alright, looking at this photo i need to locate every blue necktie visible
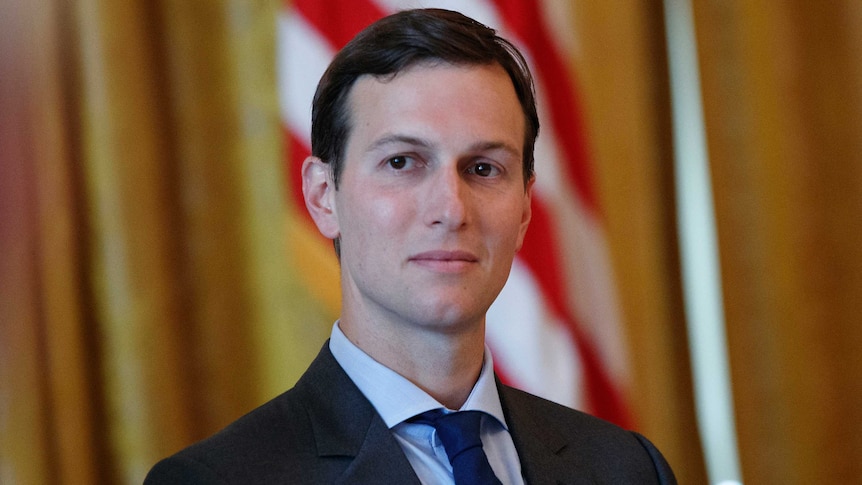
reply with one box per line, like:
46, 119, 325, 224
411, 410, 503, 485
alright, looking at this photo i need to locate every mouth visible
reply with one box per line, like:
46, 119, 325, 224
408, 250, 479, 272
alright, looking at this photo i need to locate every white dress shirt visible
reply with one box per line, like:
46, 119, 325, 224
329, 322, 525, 485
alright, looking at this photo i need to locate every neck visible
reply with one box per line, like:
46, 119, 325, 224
339, 317, 486, 410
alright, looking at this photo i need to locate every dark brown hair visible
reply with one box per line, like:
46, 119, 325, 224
310, 8, 539, 189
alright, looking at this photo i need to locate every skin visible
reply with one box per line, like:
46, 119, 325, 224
303, 62, 534, 409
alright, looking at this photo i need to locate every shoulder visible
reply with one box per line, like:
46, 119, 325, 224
145, 343, 360, 484
499, 385, 677, 484
144, 387, 319, 484
499, 384, 623, 434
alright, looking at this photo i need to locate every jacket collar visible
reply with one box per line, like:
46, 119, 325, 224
299, 342, 422, 484
498, 381, 579, 485
298, 342, 580, 485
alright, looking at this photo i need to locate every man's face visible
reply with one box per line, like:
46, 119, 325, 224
320, 62, 533, 334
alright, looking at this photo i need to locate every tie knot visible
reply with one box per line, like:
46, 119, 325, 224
409, 409, 502, 484
410, 410, 489, 468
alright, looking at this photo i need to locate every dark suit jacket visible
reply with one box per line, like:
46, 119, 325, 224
145, 342, 676, 484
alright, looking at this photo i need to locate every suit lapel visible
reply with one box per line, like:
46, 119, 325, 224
499, 383, 596, 485
300, 343, 421, 484
500, 384, 566, 485
334, 417, 421, 485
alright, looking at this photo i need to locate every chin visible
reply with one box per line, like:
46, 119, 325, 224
409, 305, 488, 333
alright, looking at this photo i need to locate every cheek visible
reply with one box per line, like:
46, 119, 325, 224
493, 197, 529, 234
371, 196, 402, 225
340, 192, 410, 248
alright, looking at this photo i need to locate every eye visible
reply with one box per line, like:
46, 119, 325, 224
387, 156, 410, 170
468, 162, 499, 177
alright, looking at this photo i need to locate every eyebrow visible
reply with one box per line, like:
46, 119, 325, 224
367, 134, 520, 158
366, 134, 432, 152
468, 141, 521, 159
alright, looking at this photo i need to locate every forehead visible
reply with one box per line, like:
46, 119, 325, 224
344, 62, 525, 154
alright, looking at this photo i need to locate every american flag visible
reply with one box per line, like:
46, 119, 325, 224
278, 0, 631, 427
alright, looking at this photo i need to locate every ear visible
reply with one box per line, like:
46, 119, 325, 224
301, 156, 340, 239
514, 176, 535, 252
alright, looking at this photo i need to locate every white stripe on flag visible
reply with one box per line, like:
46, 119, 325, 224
486, 258, 586, 409
277, 11, 335, 143
531, 81, 627, 383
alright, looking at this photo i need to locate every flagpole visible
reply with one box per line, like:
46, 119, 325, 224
662, 0, 743, 484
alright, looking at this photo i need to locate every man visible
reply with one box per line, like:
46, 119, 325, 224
146, 8, 676, 484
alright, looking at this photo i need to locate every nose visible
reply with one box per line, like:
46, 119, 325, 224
423, 165, 468, 229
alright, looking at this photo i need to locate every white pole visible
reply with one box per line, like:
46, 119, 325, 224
662, 1, 743, 484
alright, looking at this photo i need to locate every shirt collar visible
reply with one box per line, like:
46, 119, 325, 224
328, 321, 509, 430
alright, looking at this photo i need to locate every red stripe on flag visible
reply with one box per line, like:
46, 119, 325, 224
519, 195, 630, 426
519, 197, 566, 317
487, 0, 629, 426
292, 0, 386, 49
491, 361, 516, 395
491, 0, 598, 213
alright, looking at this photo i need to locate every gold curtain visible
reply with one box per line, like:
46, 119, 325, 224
571, 3, 708, 484
694, 1, 862, 483
0, 0, 332, 483
576, 1, 862, 483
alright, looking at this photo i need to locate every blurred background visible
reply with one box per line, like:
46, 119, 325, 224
2, 1, 861, 484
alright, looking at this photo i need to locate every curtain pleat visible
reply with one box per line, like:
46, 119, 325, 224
694, 1, 862, 483
570, 2, 707, 483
